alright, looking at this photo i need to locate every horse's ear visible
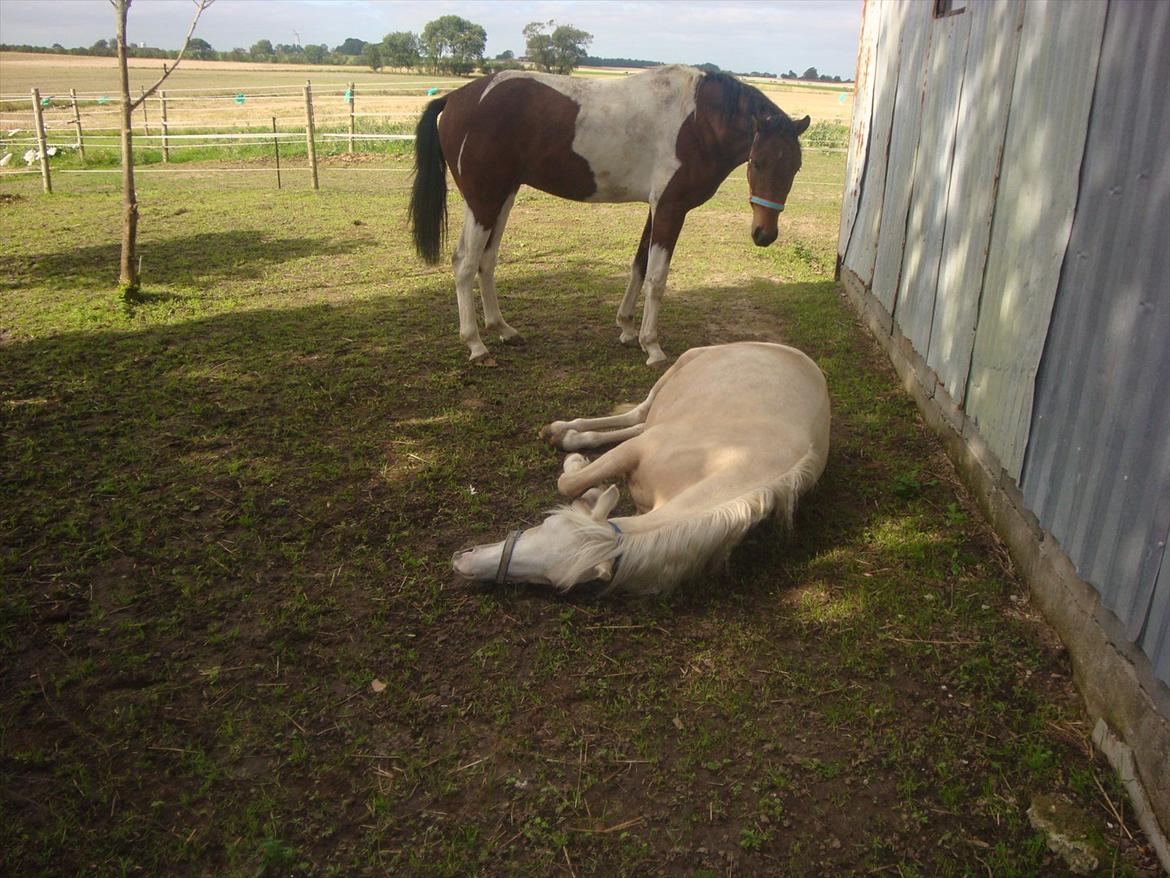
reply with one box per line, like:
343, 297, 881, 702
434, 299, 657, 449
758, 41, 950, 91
795, 115, 811, 136
591, 485, 620, 521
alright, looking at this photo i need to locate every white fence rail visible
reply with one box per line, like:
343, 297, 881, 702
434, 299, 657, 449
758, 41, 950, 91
1, 78, 848, 193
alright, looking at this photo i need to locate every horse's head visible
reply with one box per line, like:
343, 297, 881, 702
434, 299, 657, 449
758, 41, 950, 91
452, 486, 622, 589
747, 112, 811, 247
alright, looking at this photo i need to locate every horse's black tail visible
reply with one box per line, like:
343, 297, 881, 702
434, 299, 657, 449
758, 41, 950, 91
410, 96, 449, 265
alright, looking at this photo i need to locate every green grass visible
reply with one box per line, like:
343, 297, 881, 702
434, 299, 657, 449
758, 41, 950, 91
0, 153, 1159, 877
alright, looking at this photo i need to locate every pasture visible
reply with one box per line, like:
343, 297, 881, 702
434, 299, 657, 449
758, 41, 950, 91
0, 63, 1159, 878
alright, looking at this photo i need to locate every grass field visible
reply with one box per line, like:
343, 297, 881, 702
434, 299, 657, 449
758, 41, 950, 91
0, 118, 1160, 876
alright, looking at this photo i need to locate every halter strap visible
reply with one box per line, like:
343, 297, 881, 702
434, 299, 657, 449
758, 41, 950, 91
495, 529, 522, 584
749, 195, 785, 212
496, 521, 623, 586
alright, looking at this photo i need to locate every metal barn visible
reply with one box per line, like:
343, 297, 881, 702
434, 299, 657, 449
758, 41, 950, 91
836, 0, 1168, 857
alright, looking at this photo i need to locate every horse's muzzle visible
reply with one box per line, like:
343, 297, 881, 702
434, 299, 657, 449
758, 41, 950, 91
752, 226, 778, 247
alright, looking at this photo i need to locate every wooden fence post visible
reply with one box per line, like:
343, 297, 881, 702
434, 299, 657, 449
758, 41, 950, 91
348, 81, 355, 154
30, 88, 51, 194
304, 80, 319, 190
160, 90, 170, 163
69, 88, 85, 164
140, 87, 150, 137
272, 116, 281, 190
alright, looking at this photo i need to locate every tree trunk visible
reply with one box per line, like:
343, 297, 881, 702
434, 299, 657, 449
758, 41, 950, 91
115, 0, 139, 294
111, 0, 210, 299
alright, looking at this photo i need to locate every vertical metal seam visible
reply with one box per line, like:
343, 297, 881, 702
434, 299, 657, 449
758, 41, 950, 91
922, 13, 974, 363
1019, 0, 1114, 487
959, 0, 1027, 413
890, 12, 936, 322
840, 0, 878, 263
1135, 525, 1169, 647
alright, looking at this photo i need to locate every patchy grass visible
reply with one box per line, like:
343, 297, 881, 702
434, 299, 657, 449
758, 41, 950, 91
0, 153, 1160, 877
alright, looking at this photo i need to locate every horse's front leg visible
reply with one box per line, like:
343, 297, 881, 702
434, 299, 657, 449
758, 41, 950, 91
616, 209, 652, 346
638, 206, 686, 366
557, 440, 642, 499
478, 192, 521, 344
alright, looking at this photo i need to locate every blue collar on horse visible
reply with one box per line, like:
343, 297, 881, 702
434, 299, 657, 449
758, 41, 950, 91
409, 65, 811, 366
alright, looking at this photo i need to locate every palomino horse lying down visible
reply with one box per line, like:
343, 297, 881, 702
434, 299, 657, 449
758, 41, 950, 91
410, 65, 810, 365
453, 342, 830, 595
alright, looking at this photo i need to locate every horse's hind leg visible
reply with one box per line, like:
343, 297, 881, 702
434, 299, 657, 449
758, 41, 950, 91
453, 203, 494, 361
616, 209, 652, 345
478, 191, 520, 343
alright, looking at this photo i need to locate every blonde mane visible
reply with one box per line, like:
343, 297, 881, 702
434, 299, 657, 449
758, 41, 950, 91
550, 445, 824, 596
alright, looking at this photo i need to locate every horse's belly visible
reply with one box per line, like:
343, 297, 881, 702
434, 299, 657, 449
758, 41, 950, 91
574, 136, 676, 204
584, 169, 648, 203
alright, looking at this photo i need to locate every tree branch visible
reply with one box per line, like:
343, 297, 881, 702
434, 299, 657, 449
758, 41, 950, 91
129, 0, 214, 110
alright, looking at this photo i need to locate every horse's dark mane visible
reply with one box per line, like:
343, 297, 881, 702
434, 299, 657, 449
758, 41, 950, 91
700, 71, 795, 136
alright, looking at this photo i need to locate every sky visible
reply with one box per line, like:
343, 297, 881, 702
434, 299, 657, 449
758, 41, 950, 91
0, 0, 862, 78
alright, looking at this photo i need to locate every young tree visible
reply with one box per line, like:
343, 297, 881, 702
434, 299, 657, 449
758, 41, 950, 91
381, 31, 420, 69
420, 15, 486, 75
111, 0, 213, 298
362, 42, 382, 72
523, 21, 592, 75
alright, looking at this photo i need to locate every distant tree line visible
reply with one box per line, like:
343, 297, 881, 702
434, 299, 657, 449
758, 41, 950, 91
1, 25, 848, 81
582, 56, 661, 69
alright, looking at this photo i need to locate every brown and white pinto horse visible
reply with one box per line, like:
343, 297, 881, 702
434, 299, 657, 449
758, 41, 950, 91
409, 65, 811, 365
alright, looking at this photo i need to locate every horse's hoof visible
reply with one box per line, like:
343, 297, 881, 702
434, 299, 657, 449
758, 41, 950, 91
540, 421, 568, 446
468, 347, 492, 364
618, 331, 638, 345
644, 347, 668, 366
498, 328, 523, 344
562, 453, 588, 473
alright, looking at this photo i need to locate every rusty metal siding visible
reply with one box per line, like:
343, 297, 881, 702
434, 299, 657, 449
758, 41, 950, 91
892, 8, 972, 356
927, 0, 1025, 405
1021, 0, 1170, 683
964, 0, 1108, 480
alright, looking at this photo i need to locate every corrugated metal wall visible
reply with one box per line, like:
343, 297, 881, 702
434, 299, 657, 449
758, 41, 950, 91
839, 0, 1170, 686
1021, 0, 1170, 684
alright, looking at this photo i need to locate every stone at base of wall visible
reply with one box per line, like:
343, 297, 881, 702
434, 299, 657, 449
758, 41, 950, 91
1093, 720, 1170, 868
838, 266, 1170, 871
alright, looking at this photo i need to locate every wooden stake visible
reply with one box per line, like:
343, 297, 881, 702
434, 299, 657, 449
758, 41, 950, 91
272, 116, 281, 189
30, 88, 51, 194
160, 90, 170, 163
70, 88, 85, 164
304, 80, 319, 191
348, 81, 355, 154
